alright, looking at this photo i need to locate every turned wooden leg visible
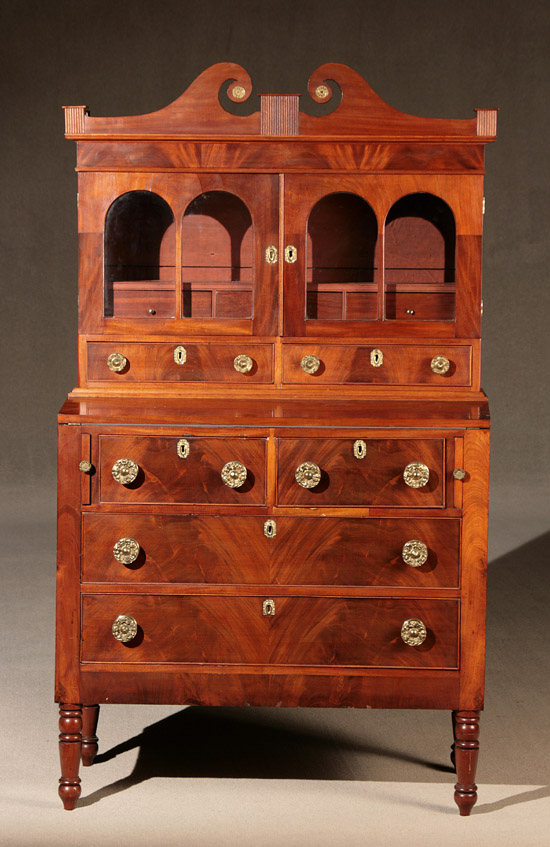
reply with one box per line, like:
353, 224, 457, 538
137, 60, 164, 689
453, 710, 480, 816
81, 705, 100, 767
450, 710, 457, 770
58, 704, 82, 810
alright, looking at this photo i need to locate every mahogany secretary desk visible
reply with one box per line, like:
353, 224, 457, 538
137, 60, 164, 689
56, 63, 496, 814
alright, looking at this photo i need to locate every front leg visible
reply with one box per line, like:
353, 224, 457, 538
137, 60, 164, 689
58, 704, 82, 810
81, 705, 100, 767
452, 710, 480, 816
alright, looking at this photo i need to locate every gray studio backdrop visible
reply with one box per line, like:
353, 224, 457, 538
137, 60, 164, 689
1, 0, 549, 501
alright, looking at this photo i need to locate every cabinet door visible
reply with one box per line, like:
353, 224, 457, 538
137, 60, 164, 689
283, 174, 481, 339
79, 172, 278, 337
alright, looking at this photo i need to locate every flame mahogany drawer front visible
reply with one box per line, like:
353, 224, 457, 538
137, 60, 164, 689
283, 345, 472, 386
81, 595, 459, 669
87, 342, 274, 383
277, 438, 445, 507
82, 514, 461, 587
99, 435, 267, 505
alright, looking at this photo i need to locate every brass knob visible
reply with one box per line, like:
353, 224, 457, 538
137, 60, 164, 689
400, 618, 427, 646
112, 458, 139, 485
79, 460, 92, 473
402, 540, 428, 567
453, 468, 466, 480
107, 352, 127, 373
234, 354, 253, 374
301, 355, 320, 375
111, 614, 138, 643
113, 537, 140, 565
431, 355, 450, 375
221, 461, 247, 488
403, 462, 430, 488
295, 461, 321, 489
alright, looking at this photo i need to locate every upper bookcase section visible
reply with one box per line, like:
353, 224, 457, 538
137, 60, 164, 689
64, 62, 497, 142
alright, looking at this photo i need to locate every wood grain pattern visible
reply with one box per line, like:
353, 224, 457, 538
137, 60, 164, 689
87, 342, 274, 383
81, 594, 459, 668
282, 344, 471, 386
82, 514, 460, 587
277, 438, 445, 507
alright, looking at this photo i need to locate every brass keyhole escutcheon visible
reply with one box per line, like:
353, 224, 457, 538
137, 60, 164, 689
111, 614, 138, 643
263, 519, 277, 538
402, 540, 428, 567
174, 346, 187, 365
370, 349, 383, 368
400, 618, 427, 646
262, 599, 276, 616
353, 440, 367, 459
284, 245, 297, 264
176, 438, 190, 459
112, 458, 139, 485
403, 462, 430, 489
265, 245, 278, 264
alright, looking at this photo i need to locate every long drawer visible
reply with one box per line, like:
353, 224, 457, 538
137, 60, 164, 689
82, 514, 460, 587
277, 438, 445, 507
283, 344, 471, 386
99, 435, 266, 505
87, 342, 274, 383
81, 595, 459, 669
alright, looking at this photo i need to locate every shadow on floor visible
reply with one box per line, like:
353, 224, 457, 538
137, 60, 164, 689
79, 530, 550, 809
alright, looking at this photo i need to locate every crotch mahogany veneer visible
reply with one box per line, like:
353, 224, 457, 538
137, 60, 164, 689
56, 63, 496, 814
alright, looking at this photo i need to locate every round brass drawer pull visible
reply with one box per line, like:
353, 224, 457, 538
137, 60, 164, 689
221, 461, 247, 488
111, 615, 138, 643
295, 461, 321, 489
79, 460, 92, 473
112, 458, 139, 485
113, 537, 140, 565
453, 468, 466, 480
431, 355, 450, 375
234, 354, 253, 374
301, 355, 320, 375
107, 352, 127, 373
402, 540, 428, 567
403, 461, 430, 488
401, 618, 427, 646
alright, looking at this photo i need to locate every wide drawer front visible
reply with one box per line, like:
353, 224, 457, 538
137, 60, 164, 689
99, 435, 266, 505
82, 514, 460, 587
283, 344, 471, 385
87, 342, 274, 383
81, 595, 459, 668
277, 438, 445, 507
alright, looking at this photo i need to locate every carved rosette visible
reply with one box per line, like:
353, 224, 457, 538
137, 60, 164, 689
113, 537, 140, 565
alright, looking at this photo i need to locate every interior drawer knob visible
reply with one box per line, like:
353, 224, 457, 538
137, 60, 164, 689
113, 537, 140, 565
112, 458, 139, 485
111, 615, 138, 643
403, 461, 430, 488
295, 461, 321, 489
301, 354, 321, 375
402, 540, 428, 567
234, 354, 253, 374
400, 618, 427, 646
221, 461, 247, 488
107, 352, 127, 373
453, 468, 466, 480
431, 355, 450, 375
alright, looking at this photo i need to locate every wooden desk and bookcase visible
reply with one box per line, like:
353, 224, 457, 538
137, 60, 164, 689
56, 63, 496, 813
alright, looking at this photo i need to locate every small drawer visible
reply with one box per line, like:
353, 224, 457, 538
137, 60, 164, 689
277, 438, 445, 507
81, 595, 459, 669
82, 514, 459, 588
99, 435, 266, 505
87, 342, 274, 383
283, 344, 471, 386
